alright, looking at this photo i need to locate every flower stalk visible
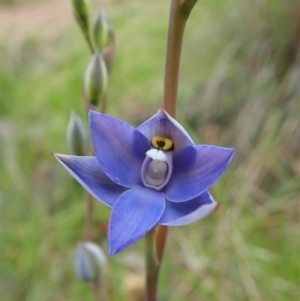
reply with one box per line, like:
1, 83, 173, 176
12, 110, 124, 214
82, 8, 114, 244
145, 227, 159, 301
79, 5, 114, 296
147, 0, 198, 300
164, 0, 198, 117
71, 0, 94, 54
83, 29, 95, 55
85, 191, 94, 241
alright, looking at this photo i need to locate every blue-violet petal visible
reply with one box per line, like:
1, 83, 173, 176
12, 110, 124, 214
108, 186, 165, 255
89, 110, 150, 188
165, 145, 235, 202
137, 107, 194, 152
159, 191, 218, 226
54, 154, 126, 207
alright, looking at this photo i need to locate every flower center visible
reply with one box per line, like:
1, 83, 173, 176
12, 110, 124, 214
141, 136, 174, 191
145, 160, 168, 186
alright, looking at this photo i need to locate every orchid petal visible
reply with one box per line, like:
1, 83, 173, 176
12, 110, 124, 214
89, 110, 150, 188
108, 186, 165, 255
159, 192, 218, 226
137, 107, 194, 152
54, 154, 127, 207
165, 145, 235, 202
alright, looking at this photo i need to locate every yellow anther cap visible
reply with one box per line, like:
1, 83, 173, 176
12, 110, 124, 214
151, 136, 174, 151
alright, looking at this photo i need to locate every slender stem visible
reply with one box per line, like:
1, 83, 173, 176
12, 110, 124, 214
145, 224, 167, 301
155, 225, 168, 263
146, 0, 198, 299
74, 13, 94, 54
163, 0, 198, 118
145, 227, 159, 301
84, 51, 107, 243
83, 30, 95, 54
160, 0, 198, 253
100, 96, 106, 113
85, 192, 94, 241
84, 141, 95, 240
91, 281, 100, 301
84, 101, 106, 243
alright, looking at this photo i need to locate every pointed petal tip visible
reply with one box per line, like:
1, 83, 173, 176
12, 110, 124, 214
108, 237, 127, 256
157, 105, 165, 113
157, 106, 171, 118
227, 147, 236, 163
88, 109, 100, 120
108, 247, 117, 257
53, 153, 73, 163
53, 152, 64, 160
108, 245, 123, 256
229, 147, 236, 154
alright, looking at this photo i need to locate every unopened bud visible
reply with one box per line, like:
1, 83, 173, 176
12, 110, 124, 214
92, 8, 114, 51
66, 111, 89, 156
72, 0, 89, 32
102, 38, 115, 74
84, 51, 108, 106
74, 241, 106, 282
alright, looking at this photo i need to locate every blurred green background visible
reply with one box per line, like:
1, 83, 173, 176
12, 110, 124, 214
0, 0, 299, 300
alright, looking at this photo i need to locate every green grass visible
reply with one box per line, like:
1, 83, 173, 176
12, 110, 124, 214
0, 0, 299, 300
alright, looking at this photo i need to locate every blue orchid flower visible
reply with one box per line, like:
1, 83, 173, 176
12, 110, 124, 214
54, 108, 234, 255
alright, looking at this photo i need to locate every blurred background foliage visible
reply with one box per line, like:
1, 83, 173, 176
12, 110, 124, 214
0, 0, 299, 300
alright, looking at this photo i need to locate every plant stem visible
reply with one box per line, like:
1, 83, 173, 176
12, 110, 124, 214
145, 227, 159, 301
91, 281, 100, 301
100, 96, 106, 114
84, 30, 95, 54
85, 191, 94, 241
145, 0, 198, 300
85, 134, 95, 242
75, 13, 94, 54
155, 225, 168, 263
163, 0, 198, 118
84, 47, 107, 243
160, 0, 198, 253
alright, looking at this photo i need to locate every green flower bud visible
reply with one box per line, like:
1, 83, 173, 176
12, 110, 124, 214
84, 51, 108, 106
71, 0, 89, 32
92, 8, 114, 51
66, 111, 89, 156
74, 242, 106, 282
102, 36, 115, 74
